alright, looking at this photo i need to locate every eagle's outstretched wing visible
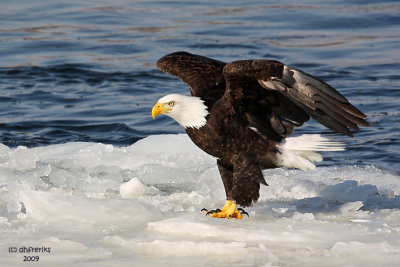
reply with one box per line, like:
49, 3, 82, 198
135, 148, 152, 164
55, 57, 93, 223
156, 52, 227, 108
223, 60, 369, 140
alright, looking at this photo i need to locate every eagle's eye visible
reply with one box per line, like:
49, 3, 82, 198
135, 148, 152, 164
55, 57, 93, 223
168, 101, 175, 107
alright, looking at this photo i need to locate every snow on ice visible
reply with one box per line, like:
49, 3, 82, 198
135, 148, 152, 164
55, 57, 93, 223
1, 134, 400, 266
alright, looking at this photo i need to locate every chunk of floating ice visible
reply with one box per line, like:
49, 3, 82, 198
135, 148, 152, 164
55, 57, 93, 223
0, 217, 10, 226
339, 201, 364, 213
146, 216, 303, 243
19, 190, 158, 228
329, 241, 400, 258
3, 192, 22, 213
102, 235, 247, 258
132, 134, 209, 157
322, 180, 378, 203
7, 201, 21, 213
1, 135, 400, 266
272, 207, 289, 214
292, 212, 315, 221
120, 177, 147, 198
2, 146, 38, 171
36, 237, 112, 261
147, 218, 215, 237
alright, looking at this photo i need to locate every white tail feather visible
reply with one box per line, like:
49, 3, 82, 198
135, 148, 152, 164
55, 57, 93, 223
276, 134, 345, 171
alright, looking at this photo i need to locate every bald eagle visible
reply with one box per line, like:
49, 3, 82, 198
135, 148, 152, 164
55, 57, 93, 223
152, 51, 369, 219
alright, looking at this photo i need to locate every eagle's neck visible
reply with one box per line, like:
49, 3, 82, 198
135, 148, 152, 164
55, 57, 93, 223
173, 96, 209, 129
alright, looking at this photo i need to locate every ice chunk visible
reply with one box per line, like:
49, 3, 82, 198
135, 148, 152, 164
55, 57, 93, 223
7, 201, 21, 213
327, 241, 400, 265
147, 217, 215, 238
102, 235, 247, 259
1, 136, 400, 266
131, 134, 209, 157
0, 217, 10, 226
3, 192, 22, 213
34, 237, 112, 263
321, 180, 378, 203
120, 177, 147, 198
272, 207, 289, 214
146, 216, 308, 243
1, 146, 37, 171
48, 167, 79, 189
19, 190, 159, 229
339, 201, 364, 213
292, 212, 315, 221
167, 191, 204, 208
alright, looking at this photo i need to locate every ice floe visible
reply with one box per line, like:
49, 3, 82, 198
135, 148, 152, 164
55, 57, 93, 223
1, 134, 400, 266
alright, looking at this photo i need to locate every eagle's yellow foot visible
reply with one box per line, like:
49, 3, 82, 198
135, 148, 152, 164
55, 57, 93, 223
201, 200, 248, 219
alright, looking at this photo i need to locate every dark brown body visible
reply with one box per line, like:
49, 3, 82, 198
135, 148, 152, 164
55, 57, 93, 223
186, 93, 278, 206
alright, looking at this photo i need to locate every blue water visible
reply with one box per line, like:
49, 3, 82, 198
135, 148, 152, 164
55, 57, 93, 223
1, 0, 399, 172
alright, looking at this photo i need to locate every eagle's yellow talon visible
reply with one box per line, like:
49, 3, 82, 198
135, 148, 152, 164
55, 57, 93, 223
207, 200, 244, 219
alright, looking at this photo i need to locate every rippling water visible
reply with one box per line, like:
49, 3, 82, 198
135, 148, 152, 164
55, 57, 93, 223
1, 0, 399, 172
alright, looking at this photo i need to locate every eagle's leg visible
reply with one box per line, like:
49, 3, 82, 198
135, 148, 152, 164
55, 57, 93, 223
220, 199, 232, 211
201, 160, 248, 219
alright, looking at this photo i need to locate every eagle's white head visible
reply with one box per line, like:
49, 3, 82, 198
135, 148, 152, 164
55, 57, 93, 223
152, 94, 209, 129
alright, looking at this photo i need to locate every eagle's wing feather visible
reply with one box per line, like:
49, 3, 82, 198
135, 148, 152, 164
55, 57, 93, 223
156, 51, 226, 107
223, 60, 369, 138
223, 60, 310, 141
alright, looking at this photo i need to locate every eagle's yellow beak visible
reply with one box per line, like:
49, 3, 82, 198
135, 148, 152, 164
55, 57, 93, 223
152, 102, 167, 119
